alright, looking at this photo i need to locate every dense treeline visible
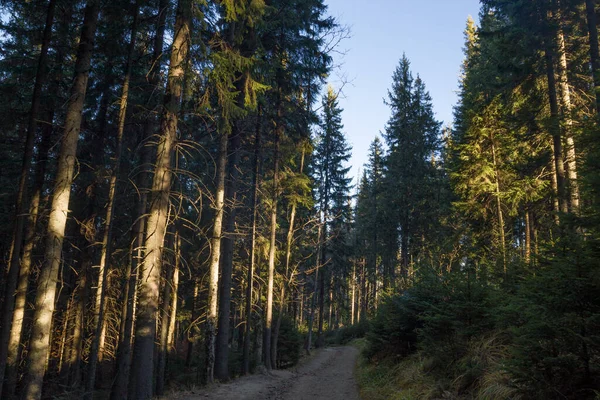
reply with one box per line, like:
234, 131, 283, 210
0, 0, 354, 399
354, 0, 600, 399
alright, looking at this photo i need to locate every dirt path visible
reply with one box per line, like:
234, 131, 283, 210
168, 346, 360, 400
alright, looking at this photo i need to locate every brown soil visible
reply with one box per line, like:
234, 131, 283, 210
166, 346, 360, 400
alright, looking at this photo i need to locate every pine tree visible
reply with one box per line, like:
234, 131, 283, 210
383, 55, 440, 276
312, 86, 352, 345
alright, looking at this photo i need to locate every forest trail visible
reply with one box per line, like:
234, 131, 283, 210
171, 346, 360, 400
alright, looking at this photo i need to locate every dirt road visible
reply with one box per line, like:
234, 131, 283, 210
272, 346, 360, 400
170, 346, 360, 400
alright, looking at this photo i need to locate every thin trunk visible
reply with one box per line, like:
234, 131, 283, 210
272, 147, 305, 367
305, 225, 322, 355
167, 231, 180, 353
351, 262, 355, 325
544, 36, 568, 215
215, 122, 243, 381
327, 277, 333, 329
0, 1, 56, 396
556, 27, 579, 213
68, 265, 90, 388
264, 110, 281, 371
525, 210, 531, 265
85, 6, 139, 398
550, 152, 561, 223
585, 0, 600, 115
205, 128, 228, 383
129, 0, 191, 397
243, 106, 262, 375
22, 2, 99, 398
57, 296, 72, 378
491, 140, 507, 277
316, 241, 326, 347
185, 277, 200, 367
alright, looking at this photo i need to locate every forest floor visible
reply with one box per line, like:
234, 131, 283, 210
166, 346, 361, 400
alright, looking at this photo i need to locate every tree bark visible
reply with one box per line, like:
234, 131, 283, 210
264, 106, 282, 370
490, 139, 507, 277
305, 224, 322, 355
0, 1, 56, 396
215, 122, 243, 381
242, 106, 262, 375
525, 210, 531, 265
556, 27, 579, 213
205, 127, 228, 383
128, 0, 191, 397
22, 2, 99, 398
544, 25, 568, 216
167, 230, 180, 354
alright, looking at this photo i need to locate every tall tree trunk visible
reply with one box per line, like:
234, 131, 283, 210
316, 224, 327, 348
129, 0, 191, 397
5, 102, 56, 397
205, 127, 228, 383
305, 224, 322, 355
556, 27, 579, 213
85, 6, 139, 398
111, 2, 169, 398
544, 35, 568, 215
491, 139, 507, 277
351, 262, 356, 325
242, 106, 262, 375
585, 0, 600, 115
0, 1, 56, 396
215, 121, 243, 381
22, 2, 99, 398
264, 107, 281, 371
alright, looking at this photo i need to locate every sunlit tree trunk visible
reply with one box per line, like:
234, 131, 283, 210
264, 103, 282, 370
167, 231, 180, 354
5, 89, 56, 398
544, 33, 568, 216
556, 27, 579, 213
490, 138, 506, 277
525, 210, 531, 265
215, 118, 243, 381
129, 0, 191, 397
205, 125, 228, 383
22, 2, 99, 398
0, 1, 56, 396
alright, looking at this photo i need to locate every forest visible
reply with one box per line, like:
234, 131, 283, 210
0, 0, 599, 399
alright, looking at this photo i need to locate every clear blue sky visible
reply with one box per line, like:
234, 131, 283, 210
324, 0, 481, 184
